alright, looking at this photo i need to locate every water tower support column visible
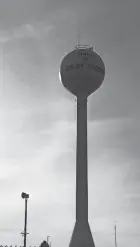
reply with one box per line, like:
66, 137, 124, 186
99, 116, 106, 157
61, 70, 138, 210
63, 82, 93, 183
69, 95, 95, 247
76, 96, 88, 223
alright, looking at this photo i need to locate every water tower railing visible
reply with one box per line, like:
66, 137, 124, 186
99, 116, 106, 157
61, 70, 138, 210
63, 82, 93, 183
74, 45, 93, 50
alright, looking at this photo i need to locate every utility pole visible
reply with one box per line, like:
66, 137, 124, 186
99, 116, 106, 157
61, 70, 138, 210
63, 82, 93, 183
114, 222, 117, 247
21, 192, 29, 247
47, 236, 50, 243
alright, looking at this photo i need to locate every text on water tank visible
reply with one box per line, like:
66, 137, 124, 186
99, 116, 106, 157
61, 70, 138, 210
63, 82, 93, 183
65, 64, 104, 74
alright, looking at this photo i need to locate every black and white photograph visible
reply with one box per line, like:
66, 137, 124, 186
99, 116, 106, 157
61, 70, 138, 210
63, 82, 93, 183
1, 1, 140, 246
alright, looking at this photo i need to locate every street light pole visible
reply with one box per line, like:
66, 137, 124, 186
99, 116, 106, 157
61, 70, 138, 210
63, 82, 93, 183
21, 192, 29, 247
24, 197, 28, 247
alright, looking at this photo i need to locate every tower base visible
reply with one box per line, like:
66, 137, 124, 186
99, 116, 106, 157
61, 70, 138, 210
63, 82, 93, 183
69, 221, 95, 247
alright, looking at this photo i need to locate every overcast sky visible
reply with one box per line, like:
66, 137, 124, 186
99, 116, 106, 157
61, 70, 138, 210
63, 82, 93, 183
1, 0, 140, 246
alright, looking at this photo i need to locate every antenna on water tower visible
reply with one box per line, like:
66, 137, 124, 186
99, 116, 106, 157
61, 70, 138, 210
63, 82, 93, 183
77, 23, 80, 46
76, 17, 81, 47
76, 19, 93, 50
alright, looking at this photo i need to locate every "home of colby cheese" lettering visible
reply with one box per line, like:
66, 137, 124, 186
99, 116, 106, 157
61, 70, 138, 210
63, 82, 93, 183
65, 63, 104, 74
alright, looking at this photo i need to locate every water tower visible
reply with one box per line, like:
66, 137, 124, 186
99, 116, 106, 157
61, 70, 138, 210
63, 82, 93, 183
59, 45, 105, 247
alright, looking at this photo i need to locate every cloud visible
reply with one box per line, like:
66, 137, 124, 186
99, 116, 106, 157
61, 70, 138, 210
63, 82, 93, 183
88, 117, 140, 160
0, 22, 53, 44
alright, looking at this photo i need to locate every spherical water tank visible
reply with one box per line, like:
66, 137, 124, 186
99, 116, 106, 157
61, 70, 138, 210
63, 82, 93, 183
59, 45, 105, 97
